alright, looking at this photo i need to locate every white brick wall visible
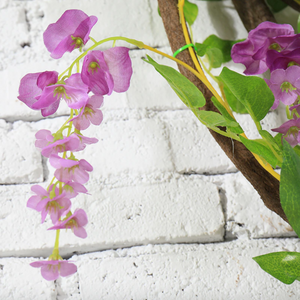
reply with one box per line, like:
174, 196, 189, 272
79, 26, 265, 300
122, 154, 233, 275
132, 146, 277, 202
1, 0, 300, 299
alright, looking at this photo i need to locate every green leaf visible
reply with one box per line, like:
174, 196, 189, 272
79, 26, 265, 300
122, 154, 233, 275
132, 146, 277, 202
219, 67, 275, 122
211, 96, 244, 134
280, 140, 300, 237
143, 55, 206, 108
184, 0, 198, 26
298, 14, 300, 34
266, 0, 287, 12
195, 36, 244, 68
216, 76, 248, 114
240, 136, 278, 168
196, 110, 239, 128
253, 252, 300, 284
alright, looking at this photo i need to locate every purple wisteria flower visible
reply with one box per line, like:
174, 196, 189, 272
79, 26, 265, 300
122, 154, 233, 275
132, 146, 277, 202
18, 72, 89, 116
50, 155, 93, 184
272, 116, 300, 147
231, 21, 299, 75
63, 181, 88, 198
265, 65, 300, 109
81, 47, 132, 95
39, 134, 82, 158
18, 71, 59, 116
27, 185, 71, 224
30, 260, 77, 281
70, 95, 104, 130
35, 129, 54, 149
48, 209, 88, 238
267, 48, 300, 72
43, 10, 98, 59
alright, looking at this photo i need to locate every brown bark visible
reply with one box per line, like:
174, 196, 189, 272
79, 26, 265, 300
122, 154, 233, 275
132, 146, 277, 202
157, 0, 288, 223
280, 0, 300, 12
231, 0, 276, 31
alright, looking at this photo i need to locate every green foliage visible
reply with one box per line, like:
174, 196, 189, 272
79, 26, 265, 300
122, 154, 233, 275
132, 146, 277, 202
239, 136, 278, 168
280, 140, 300, 238
253, 252, 300, 284
195, 110, 240, 128
216, 76, 248, 114
298, 14, 300, 33
195, 35, 244, 68
265, 0, 287, 12
210, 96, 243, 134
219, 67, 274, 123
143, 55, 206, 109
184, 0, 199, 26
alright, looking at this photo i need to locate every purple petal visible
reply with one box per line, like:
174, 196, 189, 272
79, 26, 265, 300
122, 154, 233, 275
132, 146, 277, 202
103, 47, 133, 93
37, 71, 58, 90
41, 264, 60, 281
59, 261, 77, 277
72, 16, 98, 44
43, 10, 89, 57
73, 226, 87, 238
74, 209, 88, 226
18, 73, 42, 108
79, 159, 93, 172
27, 195, 41, 210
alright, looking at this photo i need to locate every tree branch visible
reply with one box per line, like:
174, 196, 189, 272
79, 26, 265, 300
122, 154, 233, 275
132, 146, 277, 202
157, 0, 288, 223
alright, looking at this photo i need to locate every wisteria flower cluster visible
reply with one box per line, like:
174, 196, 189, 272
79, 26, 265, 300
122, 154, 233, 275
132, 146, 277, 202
232, 21, 300, 147
18, 9, 132, 281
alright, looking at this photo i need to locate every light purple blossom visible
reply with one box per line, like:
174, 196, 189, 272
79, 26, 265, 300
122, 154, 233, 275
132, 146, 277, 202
48, 209, 88, 238
43, 9, 98, 59
27, 185, 71, 224
81, 47, 132, 95
30, 260, 77, 281
39, 134, 82, 158
70, 95, 104, 130
231, 21, 299, 75
63, 181, 88, 198
50, 155, 93, 184
265, 65, 300, 109
18, 71, 59, 117
272, 116, 300, 147
18, 72, 89, 116
35, 129, 54, 149
266, 48, 300, 72
31, 73, 89, 111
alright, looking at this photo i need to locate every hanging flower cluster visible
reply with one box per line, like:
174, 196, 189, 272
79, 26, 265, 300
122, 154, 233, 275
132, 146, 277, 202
231, 21, 300, 147
18, 9, 133, 281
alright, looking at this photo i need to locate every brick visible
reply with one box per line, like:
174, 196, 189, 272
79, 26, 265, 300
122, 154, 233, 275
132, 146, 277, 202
57, 239, 300, 300
0, 120, 43, 184
223, 172, 294, 239
0, 257, 56, 300
0, 175, 223, 257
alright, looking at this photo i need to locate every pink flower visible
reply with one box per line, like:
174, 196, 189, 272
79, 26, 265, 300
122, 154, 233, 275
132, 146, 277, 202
63, 181, 88, 198
35, 129, 54, 149
81, 47, 132, 95
18, 71, 59, 116
30, 260, 77, 281
231, 21, 299, 75
70, 95, 104, 130
265, 65, 300, 109
40, 134, 82, 158
272, 116, 300, 147
266, 48, 300, 72
50, 155, 93, 184
48, 209, 88, 238
31, 73, 89, 111
18, 72, 89, 116
43, 9, 98, 59
27, 185, 71, 224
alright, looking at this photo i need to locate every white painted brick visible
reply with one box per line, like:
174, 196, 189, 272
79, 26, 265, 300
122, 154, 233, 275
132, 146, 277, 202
127, 48, 186, 110
0, 257, 56, 300
39, 0, 168, 50
0, 175, 223, 257
56, 239, 300, 300
223, 172, 295, 239
0, 120, 43, 184
161, 110, 236, 174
